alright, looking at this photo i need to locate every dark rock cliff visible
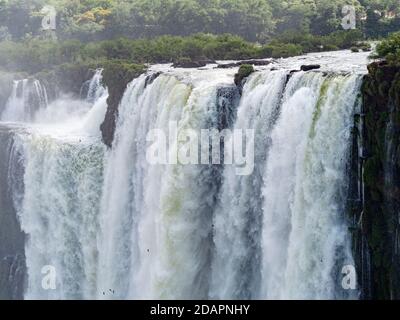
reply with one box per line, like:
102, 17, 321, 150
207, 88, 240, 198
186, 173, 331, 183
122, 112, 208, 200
353, 61, 400, 299
0, 127, 25, 300
99, 61, 146, 148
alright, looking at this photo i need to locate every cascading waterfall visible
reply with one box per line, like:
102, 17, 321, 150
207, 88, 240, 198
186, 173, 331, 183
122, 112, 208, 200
81, 70, 109, 136
261, 72, 361, 300
2, 69, 108, 299
97, 73, 225, 299
83, 69, 107, 104
1, 79, 48, 122
14, 134, 105, 299
210, 70, 288, 300
0, 52, 369, 300
210, 71, 362, 300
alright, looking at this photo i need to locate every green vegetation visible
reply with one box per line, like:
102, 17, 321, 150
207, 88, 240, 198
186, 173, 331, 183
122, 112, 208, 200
270, 29, 364, 54
350, 41, 372, 52
0, 34, 258, 73
0, 0, 398, 76
0, 0, 399, 42
234, 64, 254, 85
0, 30, 366, 74
361, 59, 400, 299
375, 32, 400, 64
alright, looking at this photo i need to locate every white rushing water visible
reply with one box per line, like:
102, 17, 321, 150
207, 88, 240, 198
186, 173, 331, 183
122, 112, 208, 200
210, 70, 288, 299
1, 79, 48, 122
3, 69, 108, 299
0, 51, 369, 299
260, 72, 361, 300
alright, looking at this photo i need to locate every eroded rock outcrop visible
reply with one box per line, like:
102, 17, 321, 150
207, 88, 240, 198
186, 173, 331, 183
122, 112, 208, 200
100, 61, 146, 148
300, 64, 321, 71
234, 64, 255, 88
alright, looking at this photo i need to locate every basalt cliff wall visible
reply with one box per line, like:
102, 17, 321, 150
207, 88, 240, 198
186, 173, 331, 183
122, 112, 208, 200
353, 61, 400, 299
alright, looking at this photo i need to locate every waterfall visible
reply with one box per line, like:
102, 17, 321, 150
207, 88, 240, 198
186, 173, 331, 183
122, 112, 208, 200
1, 69, 109, 299
1, 79, 48, 122
210, 71, 362, 300
83, 69, 107, 104
97, 73, 224, 299
0, 70, 107, 133
261, 73, 361, 300
81, 70, 109, 136
15, 134, 105, 299
0, 53, 368, 299
210, 70, 288, 299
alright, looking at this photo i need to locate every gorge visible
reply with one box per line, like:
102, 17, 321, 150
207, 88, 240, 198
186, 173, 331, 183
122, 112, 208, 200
0, 49, 399, 300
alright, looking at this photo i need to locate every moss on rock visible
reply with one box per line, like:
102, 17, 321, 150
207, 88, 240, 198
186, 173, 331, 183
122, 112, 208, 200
360, 60, 400, 299
234, 64, 254, 86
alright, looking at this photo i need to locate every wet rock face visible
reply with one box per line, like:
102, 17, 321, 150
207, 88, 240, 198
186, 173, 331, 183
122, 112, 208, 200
359, 61, 400, 299
300, 64, 321, 72
144, 72, 162, 89
100, 62, 146, 148
0, 127, 26, 300
216, 86, 241, 130
233, 64, 255, 97
100, 85, 124, 149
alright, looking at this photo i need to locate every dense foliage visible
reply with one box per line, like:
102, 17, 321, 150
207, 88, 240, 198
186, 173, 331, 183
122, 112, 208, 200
376, 32, 400, 64
0, 0, 399, 43
0, 0, 397, 74
0, 31, 364, 73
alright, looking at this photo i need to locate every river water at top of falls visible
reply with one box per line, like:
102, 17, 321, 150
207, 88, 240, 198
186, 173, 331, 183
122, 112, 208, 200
0, 50, 370, 300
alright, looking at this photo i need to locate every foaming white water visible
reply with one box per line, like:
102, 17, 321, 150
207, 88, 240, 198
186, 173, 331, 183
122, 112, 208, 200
33, 96, 91, 126
2, 70, 109, 299
33, 69, 108, 137
1, 69, 107, 138
261, 73, 362, 299
13, 133, 105, 299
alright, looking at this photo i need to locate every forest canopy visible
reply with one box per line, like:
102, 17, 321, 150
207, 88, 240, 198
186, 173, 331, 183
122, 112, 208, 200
0, 0, 399, 42
0, 0, 399, 74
